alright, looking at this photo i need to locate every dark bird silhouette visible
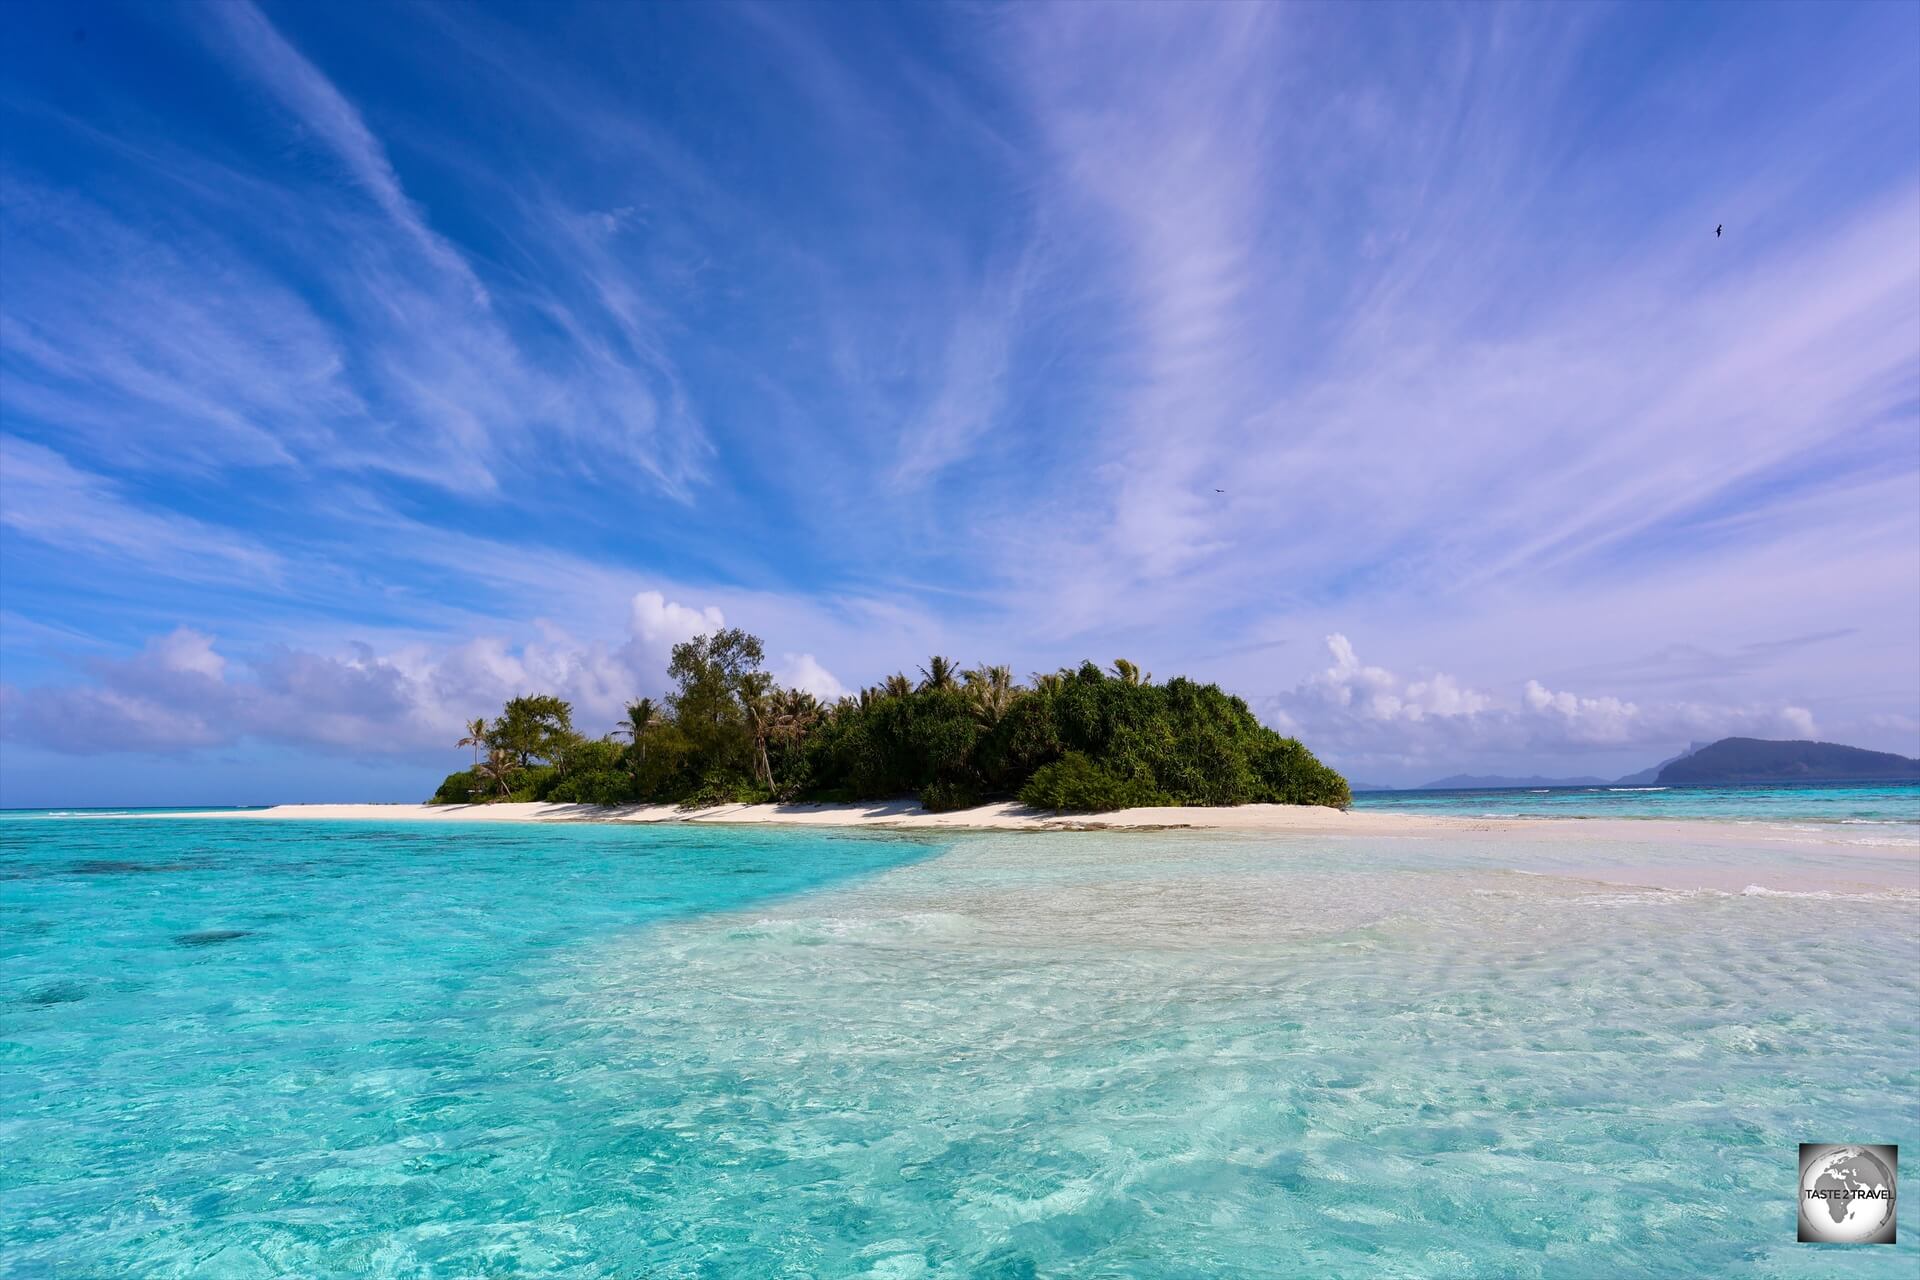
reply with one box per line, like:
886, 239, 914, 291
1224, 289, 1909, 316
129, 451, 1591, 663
1715, 224, 1722, 237
1215, 488, 1226, 493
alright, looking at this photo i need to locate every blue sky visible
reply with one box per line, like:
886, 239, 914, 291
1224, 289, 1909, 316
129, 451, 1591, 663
2, 0, 1917, 804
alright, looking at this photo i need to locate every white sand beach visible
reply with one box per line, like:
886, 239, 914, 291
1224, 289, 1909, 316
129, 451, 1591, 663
180, 799, 1398, 833
159, 800, 1920, 895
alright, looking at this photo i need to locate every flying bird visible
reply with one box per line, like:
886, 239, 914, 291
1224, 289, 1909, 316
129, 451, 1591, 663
1715, 224, 1722, 237
1215, 488, 1226, 493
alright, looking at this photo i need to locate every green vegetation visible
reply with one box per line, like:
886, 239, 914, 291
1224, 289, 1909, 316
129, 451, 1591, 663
430, 632, 1350, 812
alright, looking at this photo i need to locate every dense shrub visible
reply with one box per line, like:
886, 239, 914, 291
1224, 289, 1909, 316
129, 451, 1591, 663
430, 768, 486, 804
507, 765, 555, 803
436, 637, 1350, 814
1251, 737, 1352, 807
677, 769, 768, 810
920, 777, 984, 812
542, 743, 632, 806
1018, 753, 1166, 811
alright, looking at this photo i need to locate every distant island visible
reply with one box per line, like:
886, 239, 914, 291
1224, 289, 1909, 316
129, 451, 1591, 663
1610, 742, 1714, 786
432, 629, 1350, 813
1654, 737, 1920, 785
1403, 737, 1920, 791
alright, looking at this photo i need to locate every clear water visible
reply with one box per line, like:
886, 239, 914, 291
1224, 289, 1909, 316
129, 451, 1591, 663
1352, 779, 1920, 828
4, 813, 1917, 1277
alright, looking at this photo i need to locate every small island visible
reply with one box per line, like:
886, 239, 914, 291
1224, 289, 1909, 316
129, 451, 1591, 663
432, 629, 1351, 812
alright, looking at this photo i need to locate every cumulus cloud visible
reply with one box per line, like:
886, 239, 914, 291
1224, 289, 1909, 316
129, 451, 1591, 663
1309, 634, 1492, 722
1265, 634, 1821, 773
628, 590, 725, 652
776, 653, 848, 701
1519, 680, 1640, 744
2, 628, 243, 754
146, 627, 227, 680
0, 592, 746, 758
1519, 678, 1816, 746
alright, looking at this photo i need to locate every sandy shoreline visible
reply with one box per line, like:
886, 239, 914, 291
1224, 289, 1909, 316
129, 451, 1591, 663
148, 797, 1699, 838
155, 798, 1920, 854
136, 801, 1920, 896
173, 798, 1400, 833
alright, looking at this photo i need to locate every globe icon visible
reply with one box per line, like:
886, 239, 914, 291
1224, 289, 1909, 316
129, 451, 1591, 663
1800, 1146, 1896, 1243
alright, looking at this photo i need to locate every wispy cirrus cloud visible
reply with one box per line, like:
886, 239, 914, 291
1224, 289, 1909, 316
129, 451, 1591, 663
983, 4, 1919, 642
5, 2, 714, 501
0, 437, 282, 585
0, 1, 1915, 799
0, 181, 351, 474
198, 0, 490, 305
890, 265, 1028, 489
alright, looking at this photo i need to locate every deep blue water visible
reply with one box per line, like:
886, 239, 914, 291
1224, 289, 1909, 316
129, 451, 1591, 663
3, 812, 1916, 1277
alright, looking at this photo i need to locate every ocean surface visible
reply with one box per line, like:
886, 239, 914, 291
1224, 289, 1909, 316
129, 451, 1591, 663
1351, 779, 1920, 828
3, 808, 1917, 1278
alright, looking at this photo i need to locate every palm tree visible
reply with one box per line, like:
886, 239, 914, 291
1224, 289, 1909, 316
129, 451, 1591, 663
918, 655, 959, 692
457, 717, 489, 766
770, 688, 822, 755
614, 697, 660, 766
962, 664, 1018, 725
882, 672, 914, 699
1029, 671, 1065, 697
738, 672, 776, 790
475, 747, 515, 800
1110, 658, 1152, 686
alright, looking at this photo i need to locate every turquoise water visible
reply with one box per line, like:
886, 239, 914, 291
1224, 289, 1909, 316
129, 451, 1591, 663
1352, 780, 1920, 827
4, 813, 1917, 1277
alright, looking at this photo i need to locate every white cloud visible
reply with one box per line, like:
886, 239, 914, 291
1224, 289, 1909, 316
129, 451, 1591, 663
979, 4, 1920, 656
1521, 680, 1639, 744
628, 590, 725, 649
1, 4, 1915, 794
1306, 634, 1493, 722
776, 653, 847, 701
1781, 706, 1818, 739
1266, 635, 1823, 772
0, 590, 739, 757
0, 437, 283, 584
148, 627, 227, 680
890, 268, 1027, 488
201, 0, 488, 304
0, 591, 926, 759
1518, 677, 1816, 749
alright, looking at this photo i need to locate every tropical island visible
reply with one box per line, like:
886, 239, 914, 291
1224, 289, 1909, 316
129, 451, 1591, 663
431, 629, 1351, 812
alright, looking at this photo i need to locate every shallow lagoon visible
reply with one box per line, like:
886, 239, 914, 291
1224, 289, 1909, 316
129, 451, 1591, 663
3, 815, 1916, 1277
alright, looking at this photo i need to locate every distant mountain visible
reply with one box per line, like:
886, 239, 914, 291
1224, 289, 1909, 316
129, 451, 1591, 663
1613, 741, 1711, 786
1656, 737, 1920, 785
1418, 774, 1611, 790
1349, 781, 1398, 792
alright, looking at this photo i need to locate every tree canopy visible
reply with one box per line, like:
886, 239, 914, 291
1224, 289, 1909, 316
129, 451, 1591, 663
430, 631, 1350, 812
488, 695, 575, 767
